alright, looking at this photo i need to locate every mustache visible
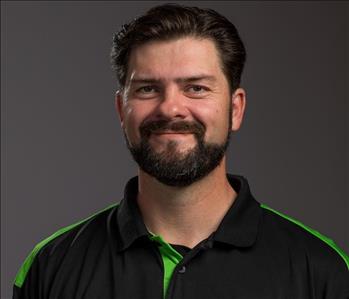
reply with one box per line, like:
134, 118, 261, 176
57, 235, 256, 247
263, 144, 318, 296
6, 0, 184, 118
139, 119, 205, 138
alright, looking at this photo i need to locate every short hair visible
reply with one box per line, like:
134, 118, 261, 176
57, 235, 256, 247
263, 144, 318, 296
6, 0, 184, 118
110, 3, 246, 94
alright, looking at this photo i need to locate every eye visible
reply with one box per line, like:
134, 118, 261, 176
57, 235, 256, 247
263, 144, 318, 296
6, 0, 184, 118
133, 85, 160, 99
186, 85, 210, 96
137, 85, 157, 93
188, 85, 207, 93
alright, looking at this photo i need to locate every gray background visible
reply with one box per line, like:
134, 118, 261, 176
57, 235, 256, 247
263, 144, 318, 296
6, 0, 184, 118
1, 1, 348, 298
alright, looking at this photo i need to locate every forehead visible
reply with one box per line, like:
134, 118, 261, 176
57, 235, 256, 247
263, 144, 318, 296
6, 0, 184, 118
126, 37, 224, 83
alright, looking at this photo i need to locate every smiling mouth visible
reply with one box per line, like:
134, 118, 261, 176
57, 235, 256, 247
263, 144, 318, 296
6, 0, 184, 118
153, 131, 192, 135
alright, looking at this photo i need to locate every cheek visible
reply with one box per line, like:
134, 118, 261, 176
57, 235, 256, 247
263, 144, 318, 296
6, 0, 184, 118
190, 102, 216, 122
123, 106, 139, 141
123, 103, 151, 141
191, 104, 229, 142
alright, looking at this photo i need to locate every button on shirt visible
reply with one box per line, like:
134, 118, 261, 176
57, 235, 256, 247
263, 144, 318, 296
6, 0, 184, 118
13, 174, 349, 299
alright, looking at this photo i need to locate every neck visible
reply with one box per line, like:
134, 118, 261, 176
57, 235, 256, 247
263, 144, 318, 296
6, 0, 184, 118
136, 156, 237, 248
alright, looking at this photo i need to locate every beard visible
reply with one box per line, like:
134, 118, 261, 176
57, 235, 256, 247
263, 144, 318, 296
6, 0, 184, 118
125, 108, 232, 187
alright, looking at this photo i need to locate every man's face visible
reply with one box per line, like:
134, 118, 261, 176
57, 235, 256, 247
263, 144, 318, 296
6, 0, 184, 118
116, 37, 245, 186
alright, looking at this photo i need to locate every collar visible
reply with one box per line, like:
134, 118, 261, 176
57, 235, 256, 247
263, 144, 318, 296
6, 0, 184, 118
115, 176, 150, 252
212, 174, 262, 247
115, 174, 262, 252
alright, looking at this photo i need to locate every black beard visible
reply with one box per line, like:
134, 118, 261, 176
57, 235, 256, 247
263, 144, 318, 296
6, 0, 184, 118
124, 116, 232, 187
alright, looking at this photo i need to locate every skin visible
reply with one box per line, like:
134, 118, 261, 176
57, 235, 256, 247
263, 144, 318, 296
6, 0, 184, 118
115, 37, 246, 248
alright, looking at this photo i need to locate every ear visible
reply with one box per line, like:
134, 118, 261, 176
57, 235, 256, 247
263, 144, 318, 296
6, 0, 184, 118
114, 90, 125, 129
231, 87, 246, 131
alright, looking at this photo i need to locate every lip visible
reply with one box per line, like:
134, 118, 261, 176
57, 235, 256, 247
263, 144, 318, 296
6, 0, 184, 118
153, 131, 192, 135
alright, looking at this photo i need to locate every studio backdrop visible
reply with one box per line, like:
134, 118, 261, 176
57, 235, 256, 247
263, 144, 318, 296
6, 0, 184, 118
1, 2, 348, 299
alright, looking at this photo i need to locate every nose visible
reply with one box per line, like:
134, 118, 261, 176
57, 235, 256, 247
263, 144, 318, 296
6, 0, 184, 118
155, 85, 189, 120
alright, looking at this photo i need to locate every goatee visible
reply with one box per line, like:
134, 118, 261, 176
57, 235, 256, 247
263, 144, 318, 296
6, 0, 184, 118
125, 118, 231, 187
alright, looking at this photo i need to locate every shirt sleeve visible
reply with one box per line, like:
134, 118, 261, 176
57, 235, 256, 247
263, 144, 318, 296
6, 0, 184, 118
12, 245, 47, 299
324, 259, 349, 298
12, 255, 43, 299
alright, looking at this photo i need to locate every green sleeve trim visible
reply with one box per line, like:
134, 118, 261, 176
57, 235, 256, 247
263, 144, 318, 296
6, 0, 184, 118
14, 203, 119, 288
261, 203, 349, 270
148, 233, 183, 299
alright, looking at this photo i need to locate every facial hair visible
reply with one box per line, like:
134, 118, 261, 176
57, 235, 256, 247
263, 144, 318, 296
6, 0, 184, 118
125, 105, 232, 187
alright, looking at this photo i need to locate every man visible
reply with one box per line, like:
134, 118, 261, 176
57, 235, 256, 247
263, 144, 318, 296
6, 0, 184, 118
13, 3, 348, 299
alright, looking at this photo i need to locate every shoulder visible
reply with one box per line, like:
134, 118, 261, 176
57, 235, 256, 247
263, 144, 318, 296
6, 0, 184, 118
260, 204, 349, 270
14, 203, 119, 289
260, 204, 349, 298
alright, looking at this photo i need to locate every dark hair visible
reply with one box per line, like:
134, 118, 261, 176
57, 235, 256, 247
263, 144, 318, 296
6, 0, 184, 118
110, 3, 246, 93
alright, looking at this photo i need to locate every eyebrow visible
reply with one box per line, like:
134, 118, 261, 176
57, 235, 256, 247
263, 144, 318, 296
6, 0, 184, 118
129, 75, 217, 85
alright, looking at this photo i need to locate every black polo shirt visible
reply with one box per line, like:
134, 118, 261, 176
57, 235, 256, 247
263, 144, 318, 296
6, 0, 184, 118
13, 174, 349, 299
